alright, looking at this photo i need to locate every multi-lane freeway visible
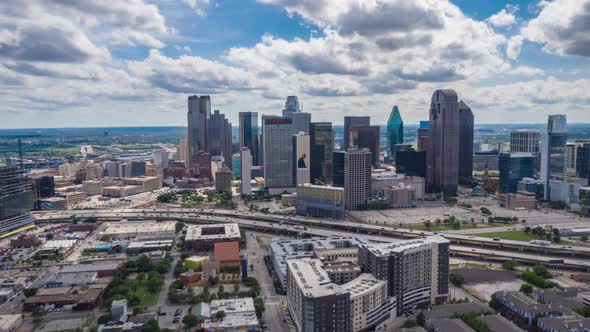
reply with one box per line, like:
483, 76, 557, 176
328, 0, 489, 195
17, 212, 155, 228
32, 208, 590, 271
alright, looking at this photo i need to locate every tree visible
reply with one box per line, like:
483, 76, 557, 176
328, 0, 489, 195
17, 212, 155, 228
520, 284, 533, 294
416, 311, 425, 326
423, 220, 432, 230
480, 207, 492, 215
97, 314, 112, 325
582, 235, 589, 242
182, 314, 198, 328
143, 319, 160, 332
533, 265, 550, 278
502, 260, 518, 270
524, 226, 531, 233
23, 288, 38, 297
147, 273, 163, 293
450, 272, 465, 287
216, 310, 226, 319
136, 255, 152, 273
218, 285, 225, 294
32, 307, 46, 323
137, 273, 146, 281
233, 284, 240, 293
254, 297, 265, 316
175, 221, 185, 234
489, 296, 502, 311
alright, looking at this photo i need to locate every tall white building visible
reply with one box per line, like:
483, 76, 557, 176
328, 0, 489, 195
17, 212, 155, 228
510, 130, 540, 153
178, 135, 188, 163
240, 148, 251, 195
262, 115, 296, 194
153, 150, 169, 169
345, 148, 372, 210
541, 115, 568, 200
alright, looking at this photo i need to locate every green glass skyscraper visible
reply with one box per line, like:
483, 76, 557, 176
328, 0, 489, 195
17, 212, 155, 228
387, 105, 403, 160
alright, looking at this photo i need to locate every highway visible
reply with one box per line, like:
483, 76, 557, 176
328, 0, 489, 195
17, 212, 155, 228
32, 208, 590, 271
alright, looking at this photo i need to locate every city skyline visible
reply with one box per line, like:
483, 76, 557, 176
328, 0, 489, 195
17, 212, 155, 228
2, 0, 590, 129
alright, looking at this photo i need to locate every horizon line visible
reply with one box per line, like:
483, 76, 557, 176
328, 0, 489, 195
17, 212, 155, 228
2, 123, 590, 131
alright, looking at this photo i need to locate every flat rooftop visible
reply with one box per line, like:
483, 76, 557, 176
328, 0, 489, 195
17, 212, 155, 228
185, 223, 240, 241
101, 221, 175, 235
341, 273, 385, 298
210, 297, 255, 314
286, 258, 345, 298
362, 236, 448, 257
42, 239, 77, 250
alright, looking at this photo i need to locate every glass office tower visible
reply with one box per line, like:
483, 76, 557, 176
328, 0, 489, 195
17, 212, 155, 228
386, 105, 403, 160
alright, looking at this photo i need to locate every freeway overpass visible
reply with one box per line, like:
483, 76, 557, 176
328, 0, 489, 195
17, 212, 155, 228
32, 209, 590, 271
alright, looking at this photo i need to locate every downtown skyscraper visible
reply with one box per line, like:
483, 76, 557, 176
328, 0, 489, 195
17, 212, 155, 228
187, 95, 210, 168
350, 125, 380, 167
343, 116, 370, 151
541, 114, 568, 200
386, 105, 403, 161
282, 96, 311, 134
426, 89, 461, 196
344, 148, 372, 210
458, 101, 474, 185
310, 122, 333, 184
208, 110, 232, 169
239, 112, 259, 166
262, 115, 296, 194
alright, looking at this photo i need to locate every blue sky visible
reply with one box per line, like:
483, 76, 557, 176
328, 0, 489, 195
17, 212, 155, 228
1, 0, 590, 128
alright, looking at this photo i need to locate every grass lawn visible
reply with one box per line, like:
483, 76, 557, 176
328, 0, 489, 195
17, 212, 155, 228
133, 284, 158, 307
475, 230, 575, 244
405, 223, 490, 232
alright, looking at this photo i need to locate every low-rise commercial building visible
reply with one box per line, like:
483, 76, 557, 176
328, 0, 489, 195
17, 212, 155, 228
23, 285, 105, 311
202, 298, 260, 332
45, 272, 97, 288
10, 235, 39, 248
126, 240, 174, 254
538, 316, 590, 332
40, 239, 77, 257
371, 172, 425, 200
59, 261, 120, 277
498, 191, 536, 209
82, 180, 102, 196
281, 193, 297, 207
38, 197, 67, 210
0, 314, 23, 332
100, 221, 176, 240
102, 185, 142, 197
493, 291, 577, 327
296, 184, 344, 219
57, 191, 87, 208
184, 223, 241, 251
382, 185, 416, 208
213, 241, 241, 273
